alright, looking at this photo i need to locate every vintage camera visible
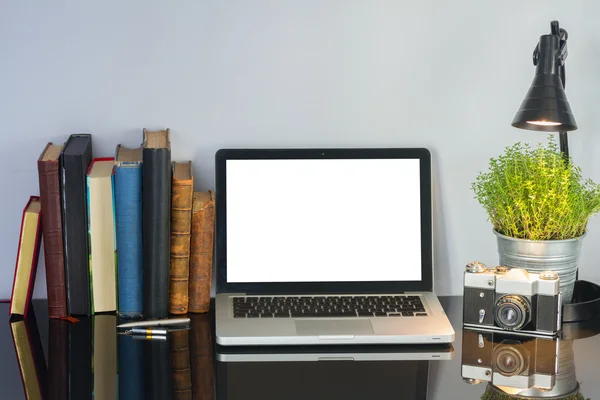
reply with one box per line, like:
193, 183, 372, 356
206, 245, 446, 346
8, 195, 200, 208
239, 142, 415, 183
463, 261, 562, 336
461, 329, 559, 391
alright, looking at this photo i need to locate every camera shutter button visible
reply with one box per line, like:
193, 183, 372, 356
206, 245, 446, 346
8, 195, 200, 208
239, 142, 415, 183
466, 261, 487, 273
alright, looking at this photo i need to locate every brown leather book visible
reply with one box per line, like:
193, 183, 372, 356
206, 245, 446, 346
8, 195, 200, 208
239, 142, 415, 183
170, 161, 194, 314
188, 191, 215, 313
189, 314, 214, 400
38, 143, 68, 318
170, 329, 192, 400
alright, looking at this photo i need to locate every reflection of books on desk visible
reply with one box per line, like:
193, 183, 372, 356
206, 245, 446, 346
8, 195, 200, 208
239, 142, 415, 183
48, 318, 69, 400
118, 334, 144, 400
10, 308, 47, 400
144, 331, 172, 400
69, 317, 92, 399
171, 329, 192, 399
93, 315, 117, 400
190, 314, 215, 400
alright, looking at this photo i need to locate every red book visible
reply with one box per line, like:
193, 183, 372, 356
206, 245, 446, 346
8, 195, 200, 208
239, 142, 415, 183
38, 142, 68, 318
9, 196, 43, 318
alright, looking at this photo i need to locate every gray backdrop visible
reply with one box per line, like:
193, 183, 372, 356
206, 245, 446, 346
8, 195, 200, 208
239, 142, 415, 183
2, 0, 600, 300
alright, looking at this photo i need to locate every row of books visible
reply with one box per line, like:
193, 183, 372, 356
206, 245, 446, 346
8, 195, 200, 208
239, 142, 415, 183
10, 309, 213, 399
10, 129, 215, 319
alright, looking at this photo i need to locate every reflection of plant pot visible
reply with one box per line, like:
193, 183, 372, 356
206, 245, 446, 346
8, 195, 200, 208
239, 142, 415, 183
495, 231, 585, 304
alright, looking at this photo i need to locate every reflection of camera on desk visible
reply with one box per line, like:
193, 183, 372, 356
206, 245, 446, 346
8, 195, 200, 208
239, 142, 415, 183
463, 262, 562, 336
461, 330, 558, 391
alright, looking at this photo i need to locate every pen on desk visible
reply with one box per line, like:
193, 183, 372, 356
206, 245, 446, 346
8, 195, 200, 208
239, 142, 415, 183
130, 327, 168, 337
117, 317, 190, 329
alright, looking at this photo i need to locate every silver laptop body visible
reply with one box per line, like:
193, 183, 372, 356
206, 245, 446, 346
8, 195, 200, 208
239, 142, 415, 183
215, 148, 455, 346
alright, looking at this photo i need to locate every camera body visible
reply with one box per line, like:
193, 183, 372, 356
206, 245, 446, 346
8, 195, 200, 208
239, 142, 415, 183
463, 262, 562, 336
461, 329, 559, 390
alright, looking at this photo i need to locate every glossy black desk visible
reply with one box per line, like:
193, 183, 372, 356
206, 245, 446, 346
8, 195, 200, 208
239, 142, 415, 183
2, 297, 599, 399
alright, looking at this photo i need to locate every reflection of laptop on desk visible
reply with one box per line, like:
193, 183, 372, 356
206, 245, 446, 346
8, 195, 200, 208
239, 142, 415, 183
217, 343, 454, 362
215, 148, 455, 346
217, 354, 436, 400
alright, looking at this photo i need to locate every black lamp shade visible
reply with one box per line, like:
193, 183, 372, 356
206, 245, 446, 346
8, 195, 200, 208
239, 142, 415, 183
512, 74, 577, 132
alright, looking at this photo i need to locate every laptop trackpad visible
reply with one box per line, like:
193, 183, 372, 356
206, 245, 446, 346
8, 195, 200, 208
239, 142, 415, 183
295, 320, 374, 336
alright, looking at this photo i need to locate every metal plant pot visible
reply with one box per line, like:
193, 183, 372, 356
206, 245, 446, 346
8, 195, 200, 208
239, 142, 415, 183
495, 230, 585, 304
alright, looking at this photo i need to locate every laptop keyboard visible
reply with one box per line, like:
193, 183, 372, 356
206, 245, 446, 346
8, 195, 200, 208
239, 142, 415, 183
232, 295, 427, 318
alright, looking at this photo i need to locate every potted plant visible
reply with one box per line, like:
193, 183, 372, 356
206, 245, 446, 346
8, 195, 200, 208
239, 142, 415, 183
472, 137, 600, 303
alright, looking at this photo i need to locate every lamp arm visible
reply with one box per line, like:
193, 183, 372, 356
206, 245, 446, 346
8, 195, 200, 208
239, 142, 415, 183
550, 21, 570, 161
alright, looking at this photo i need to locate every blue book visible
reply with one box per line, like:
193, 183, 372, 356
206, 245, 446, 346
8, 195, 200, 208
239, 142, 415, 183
114, 145, 143, 317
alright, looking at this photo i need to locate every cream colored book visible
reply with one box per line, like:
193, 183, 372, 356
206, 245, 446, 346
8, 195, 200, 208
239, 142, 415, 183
87, 158, 117, 313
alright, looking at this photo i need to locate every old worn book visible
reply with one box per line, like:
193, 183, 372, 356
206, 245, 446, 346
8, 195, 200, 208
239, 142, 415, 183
37, 143, 68, 318
10, 308, 47, 400
190, 314, 214, 400
171, 329, 192, 400
170, 161, 194, 314
61, 133, 93, 315
189, 191, 215, 313
87, 158, 117, 313
93, 315, 117, 400
115, 145, 143, 317
10, 196, 42, 317
142, 128, 172, 319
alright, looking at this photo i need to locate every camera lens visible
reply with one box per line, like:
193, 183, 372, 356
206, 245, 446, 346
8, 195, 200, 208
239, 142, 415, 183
494, 295, 530, 330
492, 344, 527, 376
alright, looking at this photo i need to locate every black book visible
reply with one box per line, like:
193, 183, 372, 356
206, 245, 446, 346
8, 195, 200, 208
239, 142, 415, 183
61, 133, 93, 315
142, 128, 171, 318
69, 317, 92, 399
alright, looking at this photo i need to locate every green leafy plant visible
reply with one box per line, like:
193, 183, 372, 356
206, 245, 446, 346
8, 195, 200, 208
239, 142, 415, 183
472, 137, 600, 240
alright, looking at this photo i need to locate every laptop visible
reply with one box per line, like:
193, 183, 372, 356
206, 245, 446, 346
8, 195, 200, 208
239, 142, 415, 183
215, 148, 455, 346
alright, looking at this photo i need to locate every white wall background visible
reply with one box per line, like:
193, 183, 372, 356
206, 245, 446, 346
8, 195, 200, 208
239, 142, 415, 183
1, 0, 600, 300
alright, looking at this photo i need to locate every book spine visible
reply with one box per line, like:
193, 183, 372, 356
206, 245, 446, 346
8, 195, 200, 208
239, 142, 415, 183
115, 162, 143, 317
170, 329, 192, 399
61, 136, 93, 315
86, 173, 94, 314
169, 172, 194, 314
188, 192, 215, 313
189, 314, 214, 400
38, 156, 68, 318
142, 148, 171, 318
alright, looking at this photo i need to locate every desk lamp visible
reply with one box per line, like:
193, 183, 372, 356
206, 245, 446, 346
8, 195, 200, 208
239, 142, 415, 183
512, 20, 576, 162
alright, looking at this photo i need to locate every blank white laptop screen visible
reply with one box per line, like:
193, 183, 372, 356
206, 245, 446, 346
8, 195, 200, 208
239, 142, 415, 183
226, 159, 422, 283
